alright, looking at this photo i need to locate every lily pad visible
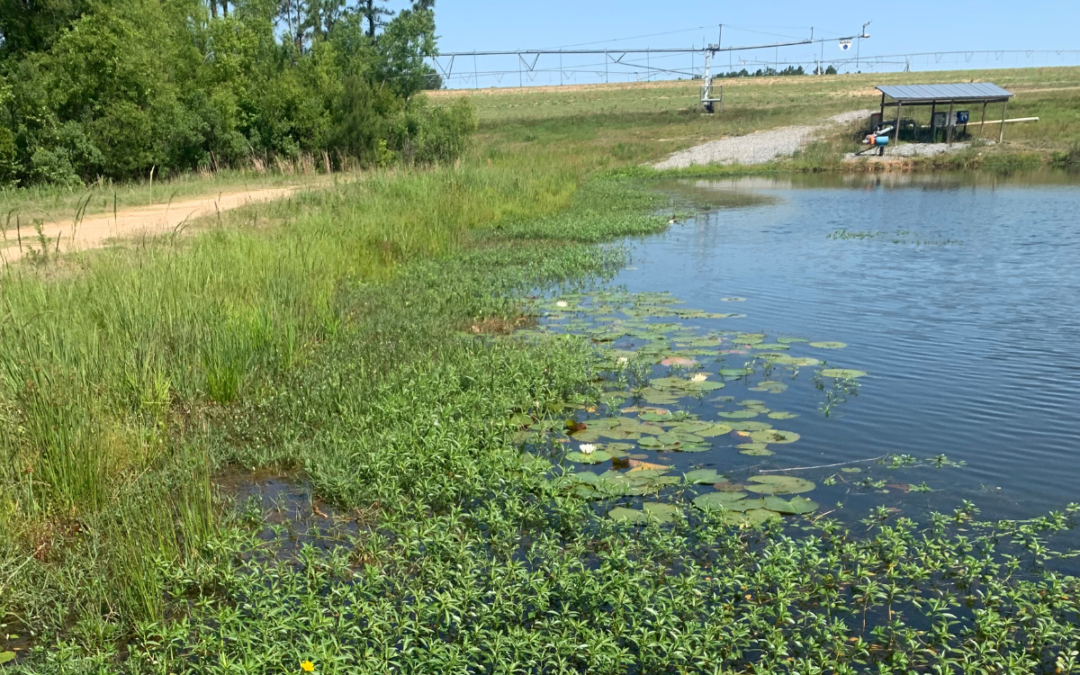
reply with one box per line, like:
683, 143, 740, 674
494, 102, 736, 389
566, 450, 612, 464
771, 356, 821, 367
684, 468, 724, 484
820, 368, 867, 379
640, 389, 681, 405
693, 491, 750, 511
642, 502, 681, 522
751, 381, 789, 394
764, 495, 819, 515
724, 498, 769, 512
651, 377, 690, 389
726, 421, 774, 431
739, 446, 775, 456
719, 410, 758, 419
742, 509, 783, 525
608, 507, 647, 523
638, 412, 672, 422
809, 341, 847, 349
748, 430, 801, 445
745, 475, 816, 495
692, 381, 726, 392
656, 432, 682, 446
767, 412, 799, 420
569, 428, 604, 442
687, 422, 732, 438
719, 368, 752, 378
777, 337, 808, 344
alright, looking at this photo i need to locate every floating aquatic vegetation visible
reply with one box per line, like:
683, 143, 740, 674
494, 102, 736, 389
828, 229, 964, 245
744, 475, 816, 494
820, 368, 867, 378
508, 290, 887, 523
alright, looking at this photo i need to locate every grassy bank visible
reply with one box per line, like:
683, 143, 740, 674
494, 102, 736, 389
3, 67, 1080, 672
8, 168, 1080, 673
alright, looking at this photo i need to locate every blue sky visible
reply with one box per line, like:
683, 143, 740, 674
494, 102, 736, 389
412, 0, 1080, 88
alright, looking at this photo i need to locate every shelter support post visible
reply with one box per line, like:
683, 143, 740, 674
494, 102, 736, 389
980, 102, 988, 139
894, 102, 902, 143
879, 93, 885, 126
999, 100, 1008, 143
930, 102, 937, 142
947, 102, 954, 144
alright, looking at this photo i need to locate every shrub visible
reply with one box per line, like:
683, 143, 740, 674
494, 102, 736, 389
0, 0, 468, 184
391, 96, 477, 165
0, 124, 16, 185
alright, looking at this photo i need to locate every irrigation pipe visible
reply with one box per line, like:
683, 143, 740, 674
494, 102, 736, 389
758, 455, 889, 473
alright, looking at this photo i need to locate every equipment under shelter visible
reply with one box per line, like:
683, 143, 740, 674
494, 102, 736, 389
874, 83, 1014, 144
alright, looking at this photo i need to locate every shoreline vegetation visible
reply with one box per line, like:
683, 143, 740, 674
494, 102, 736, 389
2, 64, 1080, 672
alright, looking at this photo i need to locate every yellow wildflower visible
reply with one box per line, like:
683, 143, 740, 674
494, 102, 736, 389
300, 660, 315, 673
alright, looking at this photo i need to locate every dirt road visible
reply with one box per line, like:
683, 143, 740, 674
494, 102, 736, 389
653, 110, 872, 169
2, 186, 298, 264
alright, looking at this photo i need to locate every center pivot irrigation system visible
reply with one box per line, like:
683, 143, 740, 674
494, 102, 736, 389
432, 23, 872, 112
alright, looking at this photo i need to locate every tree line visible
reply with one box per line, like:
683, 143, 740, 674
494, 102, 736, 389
0, 0, 470, 187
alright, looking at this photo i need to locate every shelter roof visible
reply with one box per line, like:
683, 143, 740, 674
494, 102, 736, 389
876, 83, 1013, 103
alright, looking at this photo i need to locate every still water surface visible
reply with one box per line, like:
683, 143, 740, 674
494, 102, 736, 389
612, 173, 1080, 520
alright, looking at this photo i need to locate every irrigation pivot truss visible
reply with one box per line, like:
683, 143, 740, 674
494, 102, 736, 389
429, 25, 865, 89
428, 41, 1080, 90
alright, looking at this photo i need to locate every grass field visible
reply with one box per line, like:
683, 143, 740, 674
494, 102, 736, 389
439, 65, 1080, 169
3, 67, 1080, 673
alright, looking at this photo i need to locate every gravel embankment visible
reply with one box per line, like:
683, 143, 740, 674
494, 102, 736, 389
654, 110, 871, 169
846, 141, 991, 159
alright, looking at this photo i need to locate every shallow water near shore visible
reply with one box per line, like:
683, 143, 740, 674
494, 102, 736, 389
597, 171, 1080, 521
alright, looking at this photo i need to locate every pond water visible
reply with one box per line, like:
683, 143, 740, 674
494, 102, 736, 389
600, 172, 1080, 521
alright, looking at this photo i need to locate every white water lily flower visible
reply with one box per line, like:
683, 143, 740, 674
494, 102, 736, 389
579, 443, 597, 455
555, 300, 569, 308
691, 373, 709, 383
617, 357, 629, 365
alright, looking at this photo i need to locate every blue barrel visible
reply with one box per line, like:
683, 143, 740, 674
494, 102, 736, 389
875, 135, 889, 147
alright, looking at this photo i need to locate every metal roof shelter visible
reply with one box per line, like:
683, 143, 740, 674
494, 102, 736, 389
876, 82, 1015, 144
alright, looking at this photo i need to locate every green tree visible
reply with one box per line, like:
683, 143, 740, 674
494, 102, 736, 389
358, 0, 390, 38
0, 0, 469, 184
0, 0, 89, 58
375, 5, 435, 98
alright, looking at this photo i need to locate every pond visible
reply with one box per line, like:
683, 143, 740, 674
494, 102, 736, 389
525, 171, 1080, 525
641, 172, 1080, 519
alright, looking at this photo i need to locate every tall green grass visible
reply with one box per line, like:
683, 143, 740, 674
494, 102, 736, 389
0, 146, 659, 640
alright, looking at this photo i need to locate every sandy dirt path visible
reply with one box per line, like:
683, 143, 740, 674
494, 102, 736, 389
2, 185, 300, 264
